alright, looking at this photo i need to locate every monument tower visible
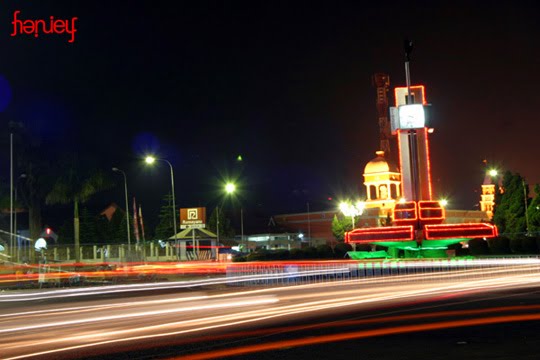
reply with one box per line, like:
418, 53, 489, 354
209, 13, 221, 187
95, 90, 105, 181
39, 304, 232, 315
345, 41, 498, 258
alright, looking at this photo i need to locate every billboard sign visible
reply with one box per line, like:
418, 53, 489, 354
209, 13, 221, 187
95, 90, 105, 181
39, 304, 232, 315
180, 207, 206, 229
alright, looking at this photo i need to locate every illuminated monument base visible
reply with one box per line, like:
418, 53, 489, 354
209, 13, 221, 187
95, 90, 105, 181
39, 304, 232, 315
347, 239, 465, 259
345, 201, 498, 259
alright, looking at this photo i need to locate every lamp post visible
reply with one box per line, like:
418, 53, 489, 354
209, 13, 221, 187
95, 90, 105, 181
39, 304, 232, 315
224, 182, 245, 251
523, 178, 531, 236
307, 202, 311, 247
112, 168, 131, 256
10, 133, 13, 261
14, 174, 27, 262
145, 156, 179, 260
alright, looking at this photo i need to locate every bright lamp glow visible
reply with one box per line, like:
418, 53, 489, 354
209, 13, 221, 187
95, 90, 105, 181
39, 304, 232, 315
489, 169, 498, 177
440, 199, 448, 207
225, 183, 236, 194
145, 156, 156, 164
339, 201, 365, 217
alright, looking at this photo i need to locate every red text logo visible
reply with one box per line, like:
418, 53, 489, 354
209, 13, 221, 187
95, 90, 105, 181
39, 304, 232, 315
11, 11, 78, 43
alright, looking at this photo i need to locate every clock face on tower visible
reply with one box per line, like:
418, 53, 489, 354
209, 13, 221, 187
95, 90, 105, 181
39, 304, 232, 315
398, 104, 425, 129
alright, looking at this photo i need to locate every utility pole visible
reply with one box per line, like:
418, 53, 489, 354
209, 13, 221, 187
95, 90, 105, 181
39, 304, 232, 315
523, 178, 530, 236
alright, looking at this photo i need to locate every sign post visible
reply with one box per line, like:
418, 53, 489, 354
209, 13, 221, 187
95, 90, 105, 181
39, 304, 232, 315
180, 208, 207, 260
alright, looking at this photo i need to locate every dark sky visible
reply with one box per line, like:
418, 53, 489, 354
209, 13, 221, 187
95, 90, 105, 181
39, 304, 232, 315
1, 1, 539, 233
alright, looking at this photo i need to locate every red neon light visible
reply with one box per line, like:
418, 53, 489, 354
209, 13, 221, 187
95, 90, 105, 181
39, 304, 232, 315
394, 85, 426, 106
396, 129, 405, 198
424, 223, 498, 240
345, 225, 415, 243
185, 245, 231, 249
418, 201, 445, 221
10, 11, 78, 43
393, 201, 417, 221
423, 127, 433, 199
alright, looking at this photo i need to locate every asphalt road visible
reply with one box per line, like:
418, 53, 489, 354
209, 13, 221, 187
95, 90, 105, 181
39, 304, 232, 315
1, 264, 540, 360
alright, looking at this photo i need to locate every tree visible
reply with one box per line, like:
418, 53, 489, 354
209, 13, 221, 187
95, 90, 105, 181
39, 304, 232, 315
527, 184, 540, 235
153, 194, 179, 240
331, 214, 352, 242
114, 209, 136, 244
79, 207, 99, 244
4, 121, 57, 255
57, 219, 74, 245
46, 156, 111, 262
493, 171, 528, 239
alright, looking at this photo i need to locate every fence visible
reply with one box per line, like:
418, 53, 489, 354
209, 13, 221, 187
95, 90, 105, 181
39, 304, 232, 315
5, 243, 179, 264
225, 256, 540, 286
3, 242, 226, 264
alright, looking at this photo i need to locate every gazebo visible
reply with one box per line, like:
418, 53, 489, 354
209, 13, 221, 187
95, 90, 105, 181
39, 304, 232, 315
169, 228, 218, 260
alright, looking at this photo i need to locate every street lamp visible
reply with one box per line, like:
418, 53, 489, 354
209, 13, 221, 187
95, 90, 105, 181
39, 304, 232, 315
224, 182, 245, 252
14, 173, 27, 262
112, 167, 131, 256
339, 201, 366, 229
145, 156, 179, 260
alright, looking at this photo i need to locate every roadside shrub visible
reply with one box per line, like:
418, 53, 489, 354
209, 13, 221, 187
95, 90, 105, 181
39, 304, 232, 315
488, 236, 511, 254
511, 235, 539, 254
354, 244, 372, 252
334, 242, 352, 258
316, 245, 334, 259
303, 246, 318, 259
468, 238, 489, 255
246, 250, 269, 261
289, 248, 304, 259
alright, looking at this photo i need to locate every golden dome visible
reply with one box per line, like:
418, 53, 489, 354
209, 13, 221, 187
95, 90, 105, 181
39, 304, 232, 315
364, 151, 399, 174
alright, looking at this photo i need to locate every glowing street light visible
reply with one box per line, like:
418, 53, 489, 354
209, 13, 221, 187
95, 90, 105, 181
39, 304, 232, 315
223, 181, 245, 252
225, 182, 236, 194
145, 156, 156, 165
489, 169, 498, 177
145, 155, 179, 260
339, 200, 366, 229
440, 199, 448, 207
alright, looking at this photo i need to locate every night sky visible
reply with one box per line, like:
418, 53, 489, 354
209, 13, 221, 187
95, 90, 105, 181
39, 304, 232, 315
1, 1, 539, 233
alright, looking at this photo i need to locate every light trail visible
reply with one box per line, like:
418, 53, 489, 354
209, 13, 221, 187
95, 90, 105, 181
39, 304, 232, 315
1, 262, 540, 359
2, 259, 537, 303
172, 312, 540, 360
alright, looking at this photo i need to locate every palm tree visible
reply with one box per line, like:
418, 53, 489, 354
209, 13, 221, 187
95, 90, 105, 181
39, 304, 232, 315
46, 158, 111, 263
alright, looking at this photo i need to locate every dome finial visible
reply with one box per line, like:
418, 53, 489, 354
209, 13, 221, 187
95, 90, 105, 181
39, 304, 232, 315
376, 150, 385, 157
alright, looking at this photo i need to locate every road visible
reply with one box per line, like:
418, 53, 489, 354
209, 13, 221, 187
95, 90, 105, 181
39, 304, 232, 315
1, 263, 540, 359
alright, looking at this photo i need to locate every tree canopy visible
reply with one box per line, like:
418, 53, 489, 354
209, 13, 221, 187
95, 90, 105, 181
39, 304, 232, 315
493, 171, 528, 239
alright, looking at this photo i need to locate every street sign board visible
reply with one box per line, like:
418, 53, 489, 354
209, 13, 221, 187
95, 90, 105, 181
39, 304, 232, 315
180, 207, 206, 229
